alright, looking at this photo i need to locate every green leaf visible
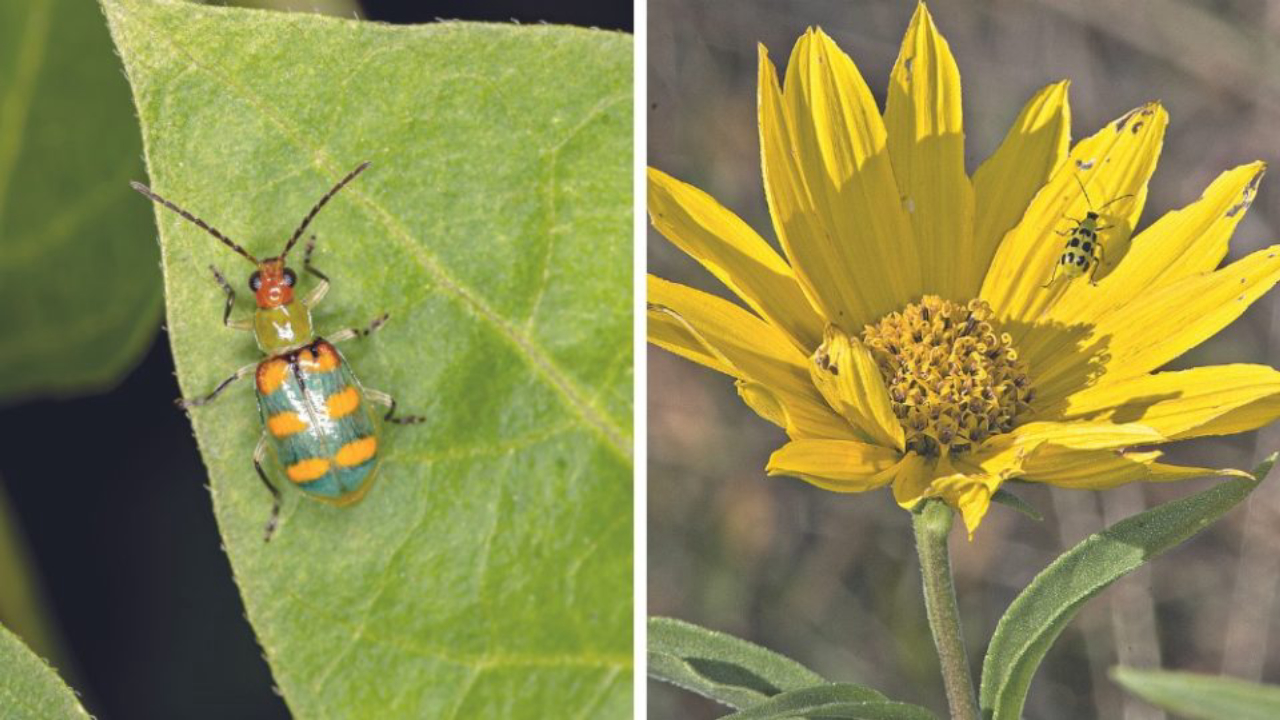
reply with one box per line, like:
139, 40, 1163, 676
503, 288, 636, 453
721, 686, 939, 720
1111, 666, 1280, 720
103, 0, 632, 716
719, 684, 886, 718
649, 616, 827, 709
730, 701, 936, 720
990, 487, 1043, 522
0, 623, 88, 720
0, 0, 161, 403
0, 476, 66, 671
980, 455, 1274, 720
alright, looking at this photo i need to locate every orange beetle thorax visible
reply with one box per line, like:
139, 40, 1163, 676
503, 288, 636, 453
255, 259, 295, 308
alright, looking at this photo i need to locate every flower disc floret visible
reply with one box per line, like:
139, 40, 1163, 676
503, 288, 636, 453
862, 296, 1033, 457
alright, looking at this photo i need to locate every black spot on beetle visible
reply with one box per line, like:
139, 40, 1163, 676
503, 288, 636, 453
1069, 237, 1080, 247
1082, 241, 1093, 253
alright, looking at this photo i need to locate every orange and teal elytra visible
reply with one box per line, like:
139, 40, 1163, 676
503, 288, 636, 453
131, 162, 423, 541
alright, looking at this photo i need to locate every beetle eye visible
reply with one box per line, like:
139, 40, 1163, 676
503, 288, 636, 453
283, 268, 297, 287
249, 271, 262, 292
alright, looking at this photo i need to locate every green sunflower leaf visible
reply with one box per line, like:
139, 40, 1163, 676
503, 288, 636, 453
648, 616, 829, 709
720, 685, 938, 720
0, 624, 89, 720
1111, 666, 1280, 720
979, 455, 1274, 720
102, 0, 632, 716
990, 487, 1043, 522
0, 0, 161, 403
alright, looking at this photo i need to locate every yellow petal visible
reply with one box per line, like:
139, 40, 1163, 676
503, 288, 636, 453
648, 167, 824, 350
1055, 364, 1280, 441
647, 300, 734, 375
1031, 245, 1280, 396
780, 30, 921, 322
996, 420, 1162, 451
980, 103, 1167, 325
1020, 447, 1248, 490
736, 380, 790, 430
910, 453, 1006, 537
970, 81, 1071, 299
931, 473, 997, 538
973, 420, 1163, 473
758, 46, 869, 327
895, 453, 1021, 536
891, 451, 932, 507
647, 276, 855, 440
1048, 162, 1266, 327
884, 3, 974, 301
809, 325, 906, 450
766, 439, 903, 492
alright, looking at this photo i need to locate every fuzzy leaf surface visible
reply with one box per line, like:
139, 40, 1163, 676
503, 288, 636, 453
0, 0, 160, 402
979, 455, 1274, 720
721, 685, 937, 720
649, 616, 828, 710
0, 624, 88, 720
103, 0, 633, 716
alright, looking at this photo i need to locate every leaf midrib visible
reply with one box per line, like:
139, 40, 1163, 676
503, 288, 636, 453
117, 3, 631, 461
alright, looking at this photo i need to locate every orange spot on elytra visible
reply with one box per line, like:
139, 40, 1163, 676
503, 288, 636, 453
287, 458, 330, 483
267, 411, 307, 437
256, 360, 288, 395
300, 342, 340, 372
327, 387, 360, 419
335, 437, 377, 467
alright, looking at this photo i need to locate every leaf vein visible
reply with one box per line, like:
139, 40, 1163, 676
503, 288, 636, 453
522, 91, 629, 333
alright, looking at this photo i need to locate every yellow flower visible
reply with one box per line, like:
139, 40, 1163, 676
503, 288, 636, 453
647, 4, 1280, 536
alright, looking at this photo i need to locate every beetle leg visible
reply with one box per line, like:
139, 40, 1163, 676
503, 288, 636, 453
177, 361, 258, 409
209, 266, 253, 331
365, 388, 425, 425
253, 433, 283, 543
1090, 242, 1107, 285
302, 235, 331, 309
330, 313, 390, 344
1041, 262, 1060, 289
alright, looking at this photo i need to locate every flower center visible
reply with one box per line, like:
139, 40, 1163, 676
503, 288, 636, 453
861, 296, 1033, 457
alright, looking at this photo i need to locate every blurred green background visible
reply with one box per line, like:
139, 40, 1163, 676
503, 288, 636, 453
648, 1, 1280, 719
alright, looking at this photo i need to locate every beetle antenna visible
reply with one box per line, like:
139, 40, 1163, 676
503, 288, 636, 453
1073, 174, 1095, 210
1098, 193, 1135, 211
280, 161, 371, 260
131, 182, 259, 264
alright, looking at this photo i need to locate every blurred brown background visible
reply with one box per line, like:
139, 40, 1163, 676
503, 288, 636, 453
648, 1, 1280, 718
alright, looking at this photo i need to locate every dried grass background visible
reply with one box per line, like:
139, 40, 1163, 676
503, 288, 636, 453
647, 1, 1280, 718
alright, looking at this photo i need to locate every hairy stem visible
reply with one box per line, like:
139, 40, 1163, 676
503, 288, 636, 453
913, 500, 980, 720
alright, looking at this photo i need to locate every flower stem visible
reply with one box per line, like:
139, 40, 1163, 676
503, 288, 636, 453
913, 500, 980, 720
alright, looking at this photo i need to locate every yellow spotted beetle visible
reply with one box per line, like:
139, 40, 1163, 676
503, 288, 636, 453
1043, 176, 1133, 287
132, 162, 423, 541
